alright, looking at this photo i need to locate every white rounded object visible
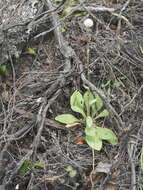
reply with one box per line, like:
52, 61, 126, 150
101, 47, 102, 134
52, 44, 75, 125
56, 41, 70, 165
84, 18, 94, 28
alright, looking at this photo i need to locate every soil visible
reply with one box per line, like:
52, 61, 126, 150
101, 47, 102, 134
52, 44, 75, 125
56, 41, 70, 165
0, 0, 143, 190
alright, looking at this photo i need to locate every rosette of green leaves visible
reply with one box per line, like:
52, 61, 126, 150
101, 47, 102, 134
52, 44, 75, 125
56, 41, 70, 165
55, 90, 118, 151
55, 90, 109, 124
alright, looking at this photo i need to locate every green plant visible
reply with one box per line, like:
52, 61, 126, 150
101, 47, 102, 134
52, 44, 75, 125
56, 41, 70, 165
53, 0, 86, 19
0, 65, 8, 76
55, 90, 118, 151
18, 160, 44, 174
65, 166, 77, 177
27, 47, 36, 55
101, 79, 125, 99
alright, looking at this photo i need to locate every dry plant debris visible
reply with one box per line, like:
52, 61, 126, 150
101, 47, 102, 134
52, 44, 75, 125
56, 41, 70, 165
0, 0, 143, 189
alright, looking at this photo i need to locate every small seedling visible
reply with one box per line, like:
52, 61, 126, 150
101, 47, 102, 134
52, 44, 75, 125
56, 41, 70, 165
54, 0, 86, 19
0, 65, 8, 76
55, 90, 118, 151
18, 160, 44, 174
27, 47, 36, 55
65, 166, 77, 177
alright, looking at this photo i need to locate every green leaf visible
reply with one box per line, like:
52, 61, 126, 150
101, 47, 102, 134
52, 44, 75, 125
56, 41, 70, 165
27, 48, 36, 55
83, 91, 104, 117
85, 124, 103, 151
65, 166, 73, 172
69, 170, 77, 177
0, 65, 8, 76
31, 0, 39, 7
74, 12, 86, 17
55, 114, 79, 124
33, 163, 44, 168
94, 109, 109, 120
83, 85, 90, 90
95, 127, 118, 145
94, 94, 103, 112
112, 12, 131, 24
19, 160, 33, 174
86, 135, 102, 151
65, 166, 77, 177
86, 116, 93, 128
70, 90, 86, 118
89, 99, 96, 106
62, 7, 75, 18
83, 90, 95, 116
61, 26, 66, 33
139, 184, 143, 189
69, 169, 77, 177
90, 99, 97, 117
85, 127, 96, 136
101, 80, 111, 88
113, 81, 122, 87
53, 0, 63, 3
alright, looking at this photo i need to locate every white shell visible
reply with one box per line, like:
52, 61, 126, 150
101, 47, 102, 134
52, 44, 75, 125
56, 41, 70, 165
84, 18, 94, 28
